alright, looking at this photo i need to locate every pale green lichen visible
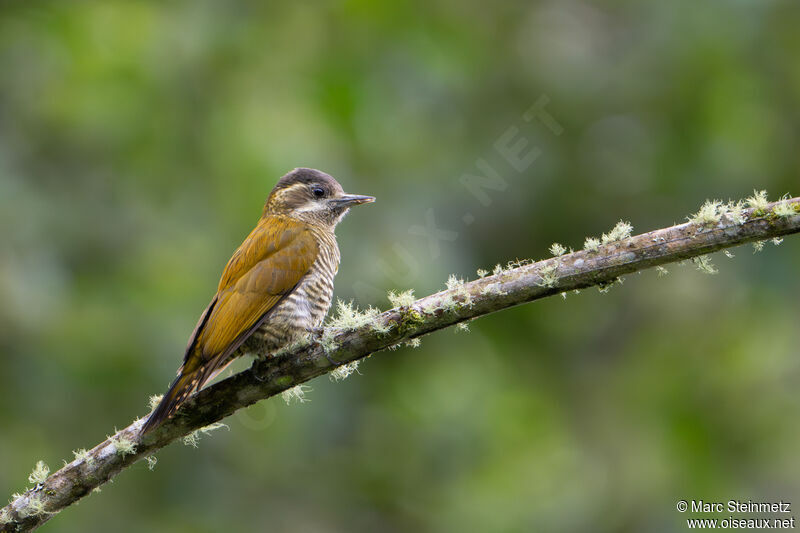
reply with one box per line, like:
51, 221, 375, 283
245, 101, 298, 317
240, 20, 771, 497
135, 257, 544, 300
148, 395, 163, 411
445, 274, 473, 307
537, 263, 559, 288
405, 338, 422, 348
330, 361, 360, 381
753, 240, 765, 253
693, 255, 718, 275
28, 461, 49, 485
476, 268, 489, 278
371, 318, 392, 335
145, 456, 158, 471
773, 237, 784, 246
445, 274, 464, 291
0, 508, 10, 525
656, 266, 669, 277
281, 385, 310, 404
746, 189, 769, 211
387, 289, 415, 308
183, 422, 229, 448
19, 494, 49, 518
597, 278, 622, 293
723, 250, 735, 258
480, 283, 507, 296
320, 300, 385, 352
689, 200, 724, 225
327, 300, 381, 330
182, 434, 200, 447
72, 448, 92, 465
549, 242, 567, 256
460, 291, 473, 307
455, 322, 470, 333
110, 432, 137, 457
492, 264, 505, 276
319, 329, 339, 353
772, 196, 795, 217
583, 237, 601, 252
601, 221, 633, 244
506, 259, 533, 269
727, 200, 746, 224
439, 293, 458, 312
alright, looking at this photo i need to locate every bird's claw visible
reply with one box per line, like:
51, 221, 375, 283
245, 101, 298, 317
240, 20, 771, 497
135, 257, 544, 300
307, 327, 339, 366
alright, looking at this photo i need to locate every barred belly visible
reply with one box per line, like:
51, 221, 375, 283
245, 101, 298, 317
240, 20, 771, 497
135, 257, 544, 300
242, 228, 339, 356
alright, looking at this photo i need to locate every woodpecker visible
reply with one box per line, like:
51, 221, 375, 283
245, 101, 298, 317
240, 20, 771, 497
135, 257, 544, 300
141, 168, 374, 433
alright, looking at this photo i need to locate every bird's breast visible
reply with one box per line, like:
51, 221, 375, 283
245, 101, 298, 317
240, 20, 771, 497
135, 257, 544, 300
246, 230, 340, 355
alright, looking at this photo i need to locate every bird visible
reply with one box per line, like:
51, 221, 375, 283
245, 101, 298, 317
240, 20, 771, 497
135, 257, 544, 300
141, 168, 374, 434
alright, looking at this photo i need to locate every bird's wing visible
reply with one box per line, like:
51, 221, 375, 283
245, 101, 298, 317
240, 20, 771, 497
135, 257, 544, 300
142, 216, 318, 434
184, 216, 318, 374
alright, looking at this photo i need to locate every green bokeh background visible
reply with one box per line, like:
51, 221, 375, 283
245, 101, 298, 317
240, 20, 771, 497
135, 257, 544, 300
1, 2, 799, 532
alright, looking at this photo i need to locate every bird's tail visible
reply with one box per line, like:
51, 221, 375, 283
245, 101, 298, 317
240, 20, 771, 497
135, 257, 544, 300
141, 369, 200, 434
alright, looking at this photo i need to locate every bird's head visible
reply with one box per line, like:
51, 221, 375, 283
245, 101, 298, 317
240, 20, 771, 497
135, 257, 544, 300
264, 168, 375, 229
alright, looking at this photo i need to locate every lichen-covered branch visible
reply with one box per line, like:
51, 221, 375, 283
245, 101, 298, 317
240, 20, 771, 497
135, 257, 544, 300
3, 195, 799, 532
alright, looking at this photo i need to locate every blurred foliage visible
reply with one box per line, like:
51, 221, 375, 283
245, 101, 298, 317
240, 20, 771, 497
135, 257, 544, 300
1, 1, 799, 532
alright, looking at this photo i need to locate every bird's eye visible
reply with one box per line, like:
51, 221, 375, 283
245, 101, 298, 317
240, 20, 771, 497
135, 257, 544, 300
312, 187, 326, 198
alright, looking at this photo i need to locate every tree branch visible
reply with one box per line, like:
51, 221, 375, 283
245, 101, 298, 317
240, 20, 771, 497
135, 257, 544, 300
3, 197, 799, 532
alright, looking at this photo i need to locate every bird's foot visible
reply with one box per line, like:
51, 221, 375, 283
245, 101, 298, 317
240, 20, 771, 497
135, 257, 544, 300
324, 351, 340, 367
307, 327, 340, 366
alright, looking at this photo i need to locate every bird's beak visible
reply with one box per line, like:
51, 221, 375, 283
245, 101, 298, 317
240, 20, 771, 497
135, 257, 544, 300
334, 194, 376, 207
